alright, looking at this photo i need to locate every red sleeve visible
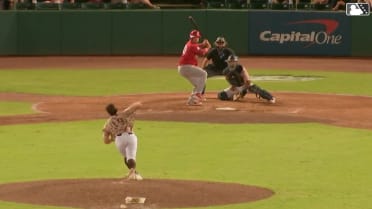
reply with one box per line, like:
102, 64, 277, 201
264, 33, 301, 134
195, 45, 208, 56
179, 41, 208, 66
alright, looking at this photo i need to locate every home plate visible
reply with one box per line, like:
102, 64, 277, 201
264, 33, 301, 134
216, 107, 237, 111
125, 196, 146, 204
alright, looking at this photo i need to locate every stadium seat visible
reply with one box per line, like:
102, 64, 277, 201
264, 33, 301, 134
312, 3, 331, 10
249, 0, 268, 9
81, 2, 105, 9
206, 0, 227, 8
127, 2, 149, 9
35, 2, 60, 10
62, 2, 82, 9
107, 2, 127, 9
227, 0, 248, 9
296, 0, 311, 9
271, 3, 289, 9
15, 2, 35, 10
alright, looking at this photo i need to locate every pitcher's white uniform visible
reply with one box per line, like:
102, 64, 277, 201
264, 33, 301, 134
102, 102, 142, 180
103, 113, 137, 161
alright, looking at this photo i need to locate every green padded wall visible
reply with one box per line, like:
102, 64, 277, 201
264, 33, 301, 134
0, 12, 17, 55
61, 11, 111, 55
351, 15, 372, 56
162, 10, 207, 55
0, 10, 371, 56
206, 10, 248, 55
17, 11, 61, 55
111, 10, 163, 55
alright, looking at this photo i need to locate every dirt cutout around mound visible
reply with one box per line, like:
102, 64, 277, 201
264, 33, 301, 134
0, 179, 274, 209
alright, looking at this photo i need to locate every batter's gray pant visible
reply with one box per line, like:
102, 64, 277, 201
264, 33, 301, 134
178, 65, 207, 94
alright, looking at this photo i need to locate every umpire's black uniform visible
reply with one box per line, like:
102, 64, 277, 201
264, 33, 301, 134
204, 47, 235, 78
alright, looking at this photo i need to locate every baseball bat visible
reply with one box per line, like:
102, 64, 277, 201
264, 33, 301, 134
188, 16, 200, 31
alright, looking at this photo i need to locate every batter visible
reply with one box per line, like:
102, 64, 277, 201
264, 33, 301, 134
178, 29, 211, 105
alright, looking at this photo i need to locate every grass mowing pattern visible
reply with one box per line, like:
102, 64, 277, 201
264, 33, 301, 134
0, 102, 34, 116
0, 69, 372, 96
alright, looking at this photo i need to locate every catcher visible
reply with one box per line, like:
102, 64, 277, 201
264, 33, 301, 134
102, 101, 143, 181
217, 55, 276, 103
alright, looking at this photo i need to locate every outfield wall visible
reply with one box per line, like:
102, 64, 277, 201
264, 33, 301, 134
0, 10, 371, 56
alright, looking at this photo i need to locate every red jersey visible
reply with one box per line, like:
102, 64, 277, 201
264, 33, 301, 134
179, 40, 208, 66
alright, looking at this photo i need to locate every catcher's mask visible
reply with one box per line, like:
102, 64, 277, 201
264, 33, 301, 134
226, 55, 238, 62
106, 104, 118, 116
226, 55, 238, 70
214, 36, 227, 47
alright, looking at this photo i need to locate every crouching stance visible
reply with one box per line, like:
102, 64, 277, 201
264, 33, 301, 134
102, 102, 143, 181
218, 55, 276, 103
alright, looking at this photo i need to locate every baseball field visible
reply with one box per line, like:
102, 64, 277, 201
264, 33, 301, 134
0, 56, 372, 209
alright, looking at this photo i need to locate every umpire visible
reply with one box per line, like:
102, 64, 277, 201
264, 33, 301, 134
201, 36, 235, 78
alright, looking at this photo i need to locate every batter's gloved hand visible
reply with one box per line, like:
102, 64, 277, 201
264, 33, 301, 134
200, 39, 211, 49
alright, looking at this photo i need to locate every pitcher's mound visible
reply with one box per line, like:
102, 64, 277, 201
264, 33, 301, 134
0, 178, 274, 209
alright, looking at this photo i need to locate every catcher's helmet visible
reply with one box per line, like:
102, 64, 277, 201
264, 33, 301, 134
189, 30, 201, 38
226, 55, 238, 62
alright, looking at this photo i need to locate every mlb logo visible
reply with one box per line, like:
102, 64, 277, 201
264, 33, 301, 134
346, 3, 370, 16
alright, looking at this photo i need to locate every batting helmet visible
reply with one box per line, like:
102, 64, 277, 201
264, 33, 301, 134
189, 30, 201, 38
226, 55, 238, 62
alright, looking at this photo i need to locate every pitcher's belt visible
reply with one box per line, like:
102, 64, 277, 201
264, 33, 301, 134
117, 132, 133, 136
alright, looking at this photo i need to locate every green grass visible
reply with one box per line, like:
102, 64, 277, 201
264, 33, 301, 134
0, 69, 189, 96
0, 102, 34, 116
248, 70, 372, 96
1, 69, 372, 96
0, 121, 372, 209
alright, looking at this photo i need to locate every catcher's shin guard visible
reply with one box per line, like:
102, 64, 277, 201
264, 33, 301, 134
248, 84, 274, 101
240, 88, 248, 98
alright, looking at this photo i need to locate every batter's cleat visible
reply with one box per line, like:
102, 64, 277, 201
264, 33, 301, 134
269, 97, 276, 104
187, 100, 203, 106
187, 95, 202, 106
196, 93, 206, 102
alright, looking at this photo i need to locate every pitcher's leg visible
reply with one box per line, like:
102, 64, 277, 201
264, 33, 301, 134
125, 133, 137, 162
125, 133, 141, 180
